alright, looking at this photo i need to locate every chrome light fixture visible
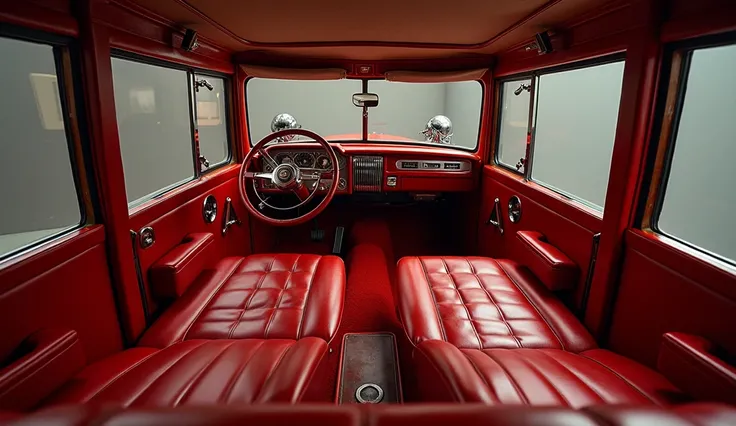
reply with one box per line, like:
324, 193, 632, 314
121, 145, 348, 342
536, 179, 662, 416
421, 115, 453, 144
270, 113, 301, 142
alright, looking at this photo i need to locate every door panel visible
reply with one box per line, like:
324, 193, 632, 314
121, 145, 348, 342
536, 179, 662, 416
608, 230, 736, 368
478, 166, 599, 311
0, 226, 123, 364
128, 166, 251, 316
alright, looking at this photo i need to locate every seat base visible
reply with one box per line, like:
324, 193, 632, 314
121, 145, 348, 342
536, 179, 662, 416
45, 338, 327, 407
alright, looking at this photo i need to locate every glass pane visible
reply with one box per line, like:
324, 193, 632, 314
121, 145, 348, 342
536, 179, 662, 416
0, 37, 81, 258
368, 81, 482, 149
497, 79, 531, 171
658, 44, 736, 264
195, 75, 229, 168
246, 78, 361, 143
531, 61, 625, 210
112, 58, 195, 206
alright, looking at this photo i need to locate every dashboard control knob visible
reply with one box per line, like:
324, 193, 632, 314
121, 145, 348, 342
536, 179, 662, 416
338, 178, 347, 190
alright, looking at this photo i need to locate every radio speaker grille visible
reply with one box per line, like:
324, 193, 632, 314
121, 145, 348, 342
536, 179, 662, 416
352, 156, 383, 192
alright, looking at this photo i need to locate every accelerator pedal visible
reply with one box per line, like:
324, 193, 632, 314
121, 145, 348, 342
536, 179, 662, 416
332, 226, 345, 255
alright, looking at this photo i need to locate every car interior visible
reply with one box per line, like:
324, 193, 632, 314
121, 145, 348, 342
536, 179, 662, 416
0, 0, 735, 424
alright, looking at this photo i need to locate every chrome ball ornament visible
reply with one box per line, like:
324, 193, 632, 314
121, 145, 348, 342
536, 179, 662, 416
421, 115, 453, 144
270, 113, 301, 142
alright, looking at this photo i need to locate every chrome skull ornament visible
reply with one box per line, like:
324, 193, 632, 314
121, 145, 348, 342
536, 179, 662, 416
421, 115, 453, 144
270, 113, 301, 142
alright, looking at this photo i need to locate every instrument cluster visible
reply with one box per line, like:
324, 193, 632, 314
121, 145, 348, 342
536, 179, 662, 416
261, 149, 349, 191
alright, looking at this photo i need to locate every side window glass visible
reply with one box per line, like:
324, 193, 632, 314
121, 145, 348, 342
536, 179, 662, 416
195, 75, 229, 169
497, 79, 531, 171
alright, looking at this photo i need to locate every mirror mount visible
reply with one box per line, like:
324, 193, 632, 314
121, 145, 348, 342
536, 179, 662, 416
352, 93, 379, 108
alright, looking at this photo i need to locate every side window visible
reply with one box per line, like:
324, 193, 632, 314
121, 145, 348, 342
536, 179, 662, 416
493, 59, 625, 212
531, 61, 625, 210
496, 79, 531, 171
111, 58, 231, 207
0, 36, 83, 259
195, 74, 229, 168
654, 43, 736, 265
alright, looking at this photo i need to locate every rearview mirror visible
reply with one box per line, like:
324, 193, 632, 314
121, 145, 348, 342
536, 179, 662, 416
352, 93, 379, 108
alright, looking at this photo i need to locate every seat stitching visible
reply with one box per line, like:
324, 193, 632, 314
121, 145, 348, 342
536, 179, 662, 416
537, 350, 606, 403
297, 256, 321, 339
467, 258, 522, 349
481, 350, 530, 404
181, 258, 246, 342
441, 258, 482, 350
227, 257, 276, 339
461, 350, 500, 403
263, 255, 299, 338
124, 340, 210, 407
513, 351, 574, 407
578, 353, 661, 405
171, 341, 238, 407
495, 260, 566, 351
254, 342, 294, 402
216, 340, 266, 403
418, 257, 449, 342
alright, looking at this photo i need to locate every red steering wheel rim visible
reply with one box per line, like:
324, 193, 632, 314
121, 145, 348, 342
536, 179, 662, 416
238, 128, 340, 227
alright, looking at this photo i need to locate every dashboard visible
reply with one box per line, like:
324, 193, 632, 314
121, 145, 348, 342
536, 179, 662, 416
257, 143, 479, 195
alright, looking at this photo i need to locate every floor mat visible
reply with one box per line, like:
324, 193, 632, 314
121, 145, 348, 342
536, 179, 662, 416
338, 333, 401, 404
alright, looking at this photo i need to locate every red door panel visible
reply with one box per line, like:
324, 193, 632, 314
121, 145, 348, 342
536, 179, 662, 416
128, 166, 251, 315
478, 166, 600, 310
0, 226, 123, 364
607, 230, 736, 368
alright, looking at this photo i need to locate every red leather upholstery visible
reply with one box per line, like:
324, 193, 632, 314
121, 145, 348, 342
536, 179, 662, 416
516, 231, 578, 291
396, 256, 595, 351
0, 329, 85, 411
8, 403, 736, 425
139, 254, 345, 348
149, 233, 215, 300
413, 339, 688, 406
657, 332, 736, 405
45, 338, 327, 407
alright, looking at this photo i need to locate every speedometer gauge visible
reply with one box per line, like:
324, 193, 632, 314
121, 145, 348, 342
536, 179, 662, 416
316, 155, 331, 169
275, 153, 292, 164
295, 152, 314, 168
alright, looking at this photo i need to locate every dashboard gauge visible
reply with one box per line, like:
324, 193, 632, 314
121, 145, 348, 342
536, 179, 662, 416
295, 152, 315, 168
275, 153, 292, 164
316, 155, 332, 170
263, 162, 274, 173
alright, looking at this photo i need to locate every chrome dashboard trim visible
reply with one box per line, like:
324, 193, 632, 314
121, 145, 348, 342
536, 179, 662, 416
394, 159, 471, 172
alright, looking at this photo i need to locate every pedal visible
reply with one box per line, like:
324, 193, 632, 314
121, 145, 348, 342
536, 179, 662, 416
332, 226, 345, 255
310, 228, 325, 242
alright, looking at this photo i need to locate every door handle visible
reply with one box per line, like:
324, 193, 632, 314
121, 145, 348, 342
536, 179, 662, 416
486, 197, 504, 234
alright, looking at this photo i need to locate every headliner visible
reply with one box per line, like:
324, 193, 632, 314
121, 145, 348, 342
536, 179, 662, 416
120, 0, 618, 60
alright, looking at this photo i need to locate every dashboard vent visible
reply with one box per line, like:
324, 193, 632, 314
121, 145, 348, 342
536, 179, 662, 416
352, 156, 384, 192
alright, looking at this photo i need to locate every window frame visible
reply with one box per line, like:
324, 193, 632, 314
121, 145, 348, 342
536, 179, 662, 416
243, 76, 485, 152
639, 32, 736, 268
110, 50, 234, 207
0, 26, 94, 262
491, 53, 627, 213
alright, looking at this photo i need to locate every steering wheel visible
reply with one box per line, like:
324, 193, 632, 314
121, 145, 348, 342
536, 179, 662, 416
238, 128, 340, 226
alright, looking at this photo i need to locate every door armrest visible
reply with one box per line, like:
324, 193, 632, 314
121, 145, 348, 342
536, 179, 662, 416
0, 328, 85, 411
658, 332, 736, 404
516, 231, 578, 291
149, 233, 215, 300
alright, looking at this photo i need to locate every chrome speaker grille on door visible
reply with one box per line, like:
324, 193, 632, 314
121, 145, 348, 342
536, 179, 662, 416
352, 156, 383, 192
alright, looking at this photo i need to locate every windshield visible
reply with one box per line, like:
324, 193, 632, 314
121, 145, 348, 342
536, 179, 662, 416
245, 78, 483, 150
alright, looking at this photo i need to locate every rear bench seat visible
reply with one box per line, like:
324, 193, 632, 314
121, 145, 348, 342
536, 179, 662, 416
396, 256, 690, 406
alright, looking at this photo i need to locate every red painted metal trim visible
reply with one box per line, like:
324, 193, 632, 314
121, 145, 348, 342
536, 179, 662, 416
77, 0, 146, 344
0, 226, 104, 294
660, 5, 736, 43
0, 0, 78, 37
235, 65, 249, 159
584, 0, 664, 338
483, 165, 602, 232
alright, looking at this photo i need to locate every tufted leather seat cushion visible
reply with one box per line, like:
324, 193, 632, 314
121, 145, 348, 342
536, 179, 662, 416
139, 254, 345, 348
44, 338, 327, 407
396, 256, 595, 351
413, 339, 689, 407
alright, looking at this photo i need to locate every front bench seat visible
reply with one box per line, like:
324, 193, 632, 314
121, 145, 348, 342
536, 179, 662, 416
140, 254, 345, 348
44, 338, 327, 407
396, 256, 595, 351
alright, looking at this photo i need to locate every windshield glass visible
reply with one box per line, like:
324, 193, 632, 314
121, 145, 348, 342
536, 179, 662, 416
246, 78, 362, 143
245, 78, 483, 150
368, 80, 482, 149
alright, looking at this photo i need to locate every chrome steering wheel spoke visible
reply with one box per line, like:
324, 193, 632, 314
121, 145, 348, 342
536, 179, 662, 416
243, 171, 274, 180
